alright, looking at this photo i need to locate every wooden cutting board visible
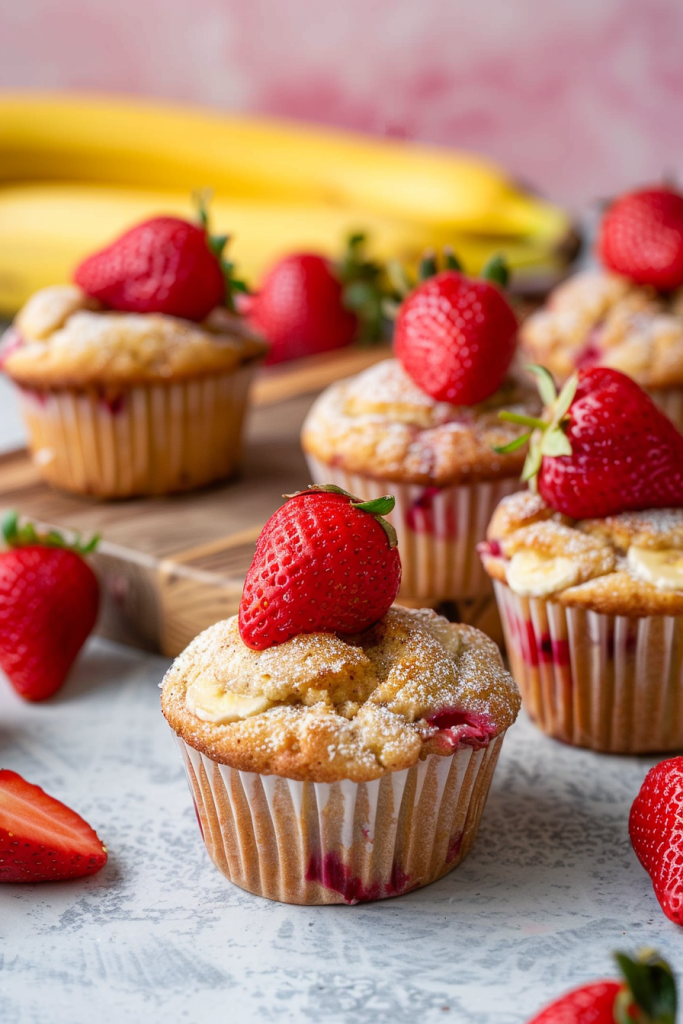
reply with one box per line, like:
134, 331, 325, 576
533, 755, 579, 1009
0, 343, 502, 656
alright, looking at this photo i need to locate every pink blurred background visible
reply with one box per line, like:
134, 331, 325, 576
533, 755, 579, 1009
2, 0, 683, 209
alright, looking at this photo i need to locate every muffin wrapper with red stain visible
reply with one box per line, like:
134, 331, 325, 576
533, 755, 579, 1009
16, 366, 257, 498
175, 733, 505, 906
305, 456, 521, 602
493, 580, 683, 753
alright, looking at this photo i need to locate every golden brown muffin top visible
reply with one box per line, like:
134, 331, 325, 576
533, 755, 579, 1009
301, 358, 539, 486
481, 491, 683, 616
520, 269, 683, 389
161, 606, 520, 782
2, 285, 266, 389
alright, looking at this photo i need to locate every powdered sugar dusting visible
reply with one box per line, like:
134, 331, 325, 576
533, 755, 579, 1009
522, 268, 683, 388
161, 606, 520, 782
302, 359, 539, 486
5, 288, 265, 387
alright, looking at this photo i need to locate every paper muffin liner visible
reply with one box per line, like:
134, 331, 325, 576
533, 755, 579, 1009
493, 580, 683, 753
17, 365, 257, 497
648, 386, 683, 433
305, 455, 520, 602
175, 733, 505, 905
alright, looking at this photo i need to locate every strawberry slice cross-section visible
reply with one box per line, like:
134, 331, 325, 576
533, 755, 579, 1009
0, 769, 107, 882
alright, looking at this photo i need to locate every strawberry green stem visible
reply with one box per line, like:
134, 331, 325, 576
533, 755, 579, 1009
2, 510, 99, 555
499, 411, 548, 430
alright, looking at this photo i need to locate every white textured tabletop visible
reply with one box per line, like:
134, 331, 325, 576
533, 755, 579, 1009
0, 377, 679, 1024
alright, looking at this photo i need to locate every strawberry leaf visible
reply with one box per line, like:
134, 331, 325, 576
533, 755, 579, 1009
492, 363, 578, 490
493, 433, 531, 455
221, 258, 251, 313
208, 233, 229, 259
443, 247, 463, 272
351, 495, 395, 516
541, 428, 572, 457
386, 259, 412, 299
481, 254, 509, 288
526, 364, 558, 407
337, 233, 388, 343
521, 437, 544, 485
283, 485, 398, 548
553, 373, 579, 422
2, 511, 99, 555
614, 950, 677, 1024
193, 187, 213, 230
419, 251, 438, 281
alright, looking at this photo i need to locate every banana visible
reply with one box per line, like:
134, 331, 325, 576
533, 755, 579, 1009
506, 550, 580, 597
0, 182, 573, 315
627, 546, 683, 591
185, 676, 273, 724
0, 93, 574, 241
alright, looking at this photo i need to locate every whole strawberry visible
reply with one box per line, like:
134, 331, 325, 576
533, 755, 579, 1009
0, 513, 99, 701
598, 186, 683, 291
527, 951, 676, 1024
244, 234, 385, 364
239, 485, 401, 650
630, 756, 683, 926
74, 214, 227, 322
394, 258, 517, 406
0, 770, 107, 882
245, 254, 357, 364
499, 365, 683, 519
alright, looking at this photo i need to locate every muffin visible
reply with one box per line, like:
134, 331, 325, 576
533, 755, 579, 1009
161, 605, 520, 905
1, 285, 266, 497
520, 269, 683, 429
302, 357, 538, 607
481, 491, 683, 753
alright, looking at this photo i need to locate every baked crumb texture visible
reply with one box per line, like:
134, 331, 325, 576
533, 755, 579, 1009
482, 491, 683, 752
520, 270, 683, 426
301, 358, 539, 487
483, 491, 683, 616
161, 606, 520, 783
3, 285, 266, 388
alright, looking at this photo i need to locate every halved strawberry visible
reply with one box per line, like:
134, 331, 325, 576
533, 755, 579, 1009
0, 769, 107, 882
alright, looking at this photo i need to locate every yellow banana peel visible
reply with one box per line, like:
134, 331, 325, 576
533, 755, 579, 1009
0, 182, 574, 315
0, 92, 573, 239
0, 93, 578, 315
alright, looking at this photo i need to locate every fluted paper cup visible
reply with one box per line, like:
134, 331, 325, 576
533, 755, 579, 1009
493, 580, 683, 753
17, 365, 257, 498
305, 455, 520, 603
175, 733, 505, 905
